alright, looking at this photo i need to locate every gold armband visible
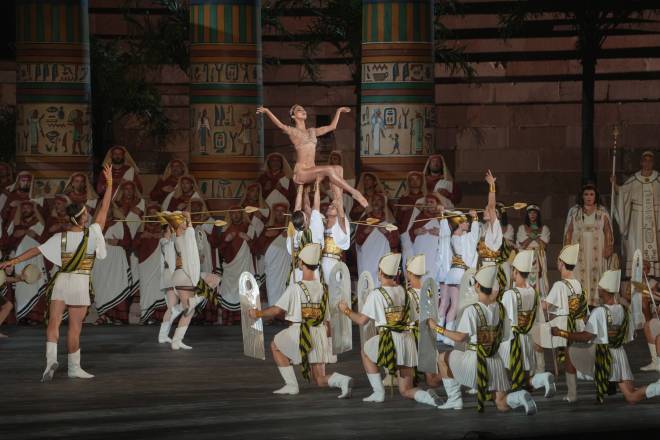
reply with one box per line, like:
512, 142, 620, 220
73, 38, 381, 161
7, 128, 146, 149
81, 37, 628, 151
342, 308, 351, 317
255, 310, 263, 319
435, 326, 446, 336
489, 183, 496, 193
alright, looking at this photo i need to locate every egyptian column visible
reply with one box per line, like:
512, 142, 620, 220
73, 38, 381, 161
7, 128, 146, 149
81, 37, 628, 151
189, 0, 263, 207
15, 0, 93, 196
360, 0, 435, 196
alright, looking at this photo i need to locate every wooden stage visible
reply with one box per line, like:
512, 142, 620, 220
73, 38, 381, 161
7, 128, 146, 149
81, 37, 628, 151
1, 325, 659, 440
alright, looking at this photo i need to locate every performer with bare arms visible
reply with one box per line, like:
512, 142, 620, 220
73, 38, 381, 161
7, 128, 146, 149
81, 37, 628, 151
256, 105, 368, 207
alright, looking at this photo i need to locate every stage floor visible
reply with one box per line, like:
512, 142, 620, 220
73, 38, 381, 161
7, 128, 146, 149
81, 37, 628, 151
1, 324, 659, 440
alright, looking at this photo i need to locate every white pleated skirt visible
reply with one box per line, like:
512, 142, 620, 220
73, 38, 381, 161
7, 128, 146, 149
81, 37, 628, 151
569, 344, 634, 382
446, 267, 466, 286
51, 273, 91, 306
449, 349, 511, 392
364, 331, 418, 368
498, 333, 536, 372
274, 323, 333, 365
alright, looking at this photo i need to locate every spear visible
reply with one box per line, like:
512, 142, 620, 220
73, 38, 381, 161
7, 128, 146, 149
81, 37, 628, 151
610, 125, 619, 220
114, 219, 228, 227
142, 206, 259, 218
411, 202, 527, 223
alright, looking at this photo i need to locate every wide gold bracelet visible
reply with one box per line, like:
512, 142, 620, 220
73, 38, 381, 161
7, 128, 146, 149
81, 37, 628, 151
342, 308, 351, 317
489, 183, 496, 193
255, 310, 263, 319
435, 326, 446, 335
559, 330, 569, 339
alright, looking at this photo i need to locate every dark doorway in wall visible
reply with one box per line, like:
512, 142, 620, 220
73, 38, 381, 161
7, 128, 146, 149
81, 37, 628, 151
0, 2, 15, 60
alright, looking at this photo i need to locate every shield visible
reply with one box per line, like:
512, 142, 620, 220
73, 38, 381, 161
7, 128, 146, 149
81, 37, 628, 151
328, 262, 352, 355
358, 271, 377, 349
456, 268, 478, 324
417, 277, 439, 373
531, 316, 567, 349
239, 271, 265, 360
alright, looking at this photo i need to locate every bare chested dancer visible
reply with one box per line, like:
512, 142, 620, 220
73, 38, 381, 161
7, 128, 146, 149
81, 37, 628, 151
256, 105, 368, 208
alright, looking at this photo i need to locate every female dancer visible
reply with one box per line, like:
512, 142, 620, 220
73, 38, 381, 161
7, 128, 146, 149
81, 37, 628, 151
257, 105, 368, 207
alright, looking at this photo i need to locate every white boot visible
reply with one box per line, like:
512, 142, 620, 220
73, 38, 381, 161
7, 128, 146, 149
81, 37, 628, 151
363, 373, 385, 402
534, 351, 546, 375
67, 350, 94, 379
640, 344, 658, 371
427, 388, 444, 405
414, 390, 438, 408
645, 381, 660, 399
506, 390, 538, 415
531, 372, 556, 398
41, 342, 59, 382
437, 378, 463, 410
564, 373, 578, 402
171, 326, 192, 350
328, 372, 353, 399
158, 320, 172, 344
273, 366, 299, 395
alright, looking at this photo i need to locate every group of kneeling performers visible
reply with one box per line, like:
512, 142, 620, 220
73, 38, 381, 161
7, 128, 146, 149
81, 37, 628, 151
249, 171, 660, 414
2, 165, 660, 414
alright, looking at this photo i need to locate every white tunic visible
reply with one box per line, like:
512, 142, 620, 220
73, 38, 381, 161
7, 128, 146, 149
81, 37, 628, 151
287, 209, 324, 283
320, 216, 350, 283
38, 223, 106, 306
613, 171, 660, 277
570, 304, 634, 382
138, 243, 165, 321
91, 222, 132, 314
412, 218, 442, 285
449, 302, 511, 391
273, 280, 332, 364
362, 285, 418, 368
446, 221, 480, 285
498, 286, 543, 372
544, 279, 586, 347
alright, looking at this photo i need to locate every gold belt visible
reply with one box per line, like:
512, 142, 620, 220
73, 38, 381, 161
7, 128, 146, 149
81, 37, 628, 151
568, 296, 581, 314
451, 255, 468, 270
323, 235, 343, 256
322, 253, 341, 260
385, 307, 404, 325
478, 241, 501, 259
301, 303, 322, 320
517, 311, 533, 328
61, 255, 95, 272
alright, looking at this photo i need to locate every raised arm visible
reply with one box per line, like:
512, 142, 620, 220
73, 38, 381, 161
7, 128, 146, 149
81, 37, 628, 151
94, 164, 113, 230
256, 107, 289, 131
316, 107, 351, 136
294, 184, 303, 212
485, 169, 497, 224
313, 176, 321, 212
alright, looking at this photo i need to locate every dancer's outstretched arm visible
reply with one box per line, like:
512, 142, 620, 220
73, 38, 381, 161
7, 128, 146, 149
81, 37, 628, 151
316, 107, 350, 136
256, 107, 288, 131
313, 176, 321, 212
484, 169, 497, 225
94, 164, 114, 229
